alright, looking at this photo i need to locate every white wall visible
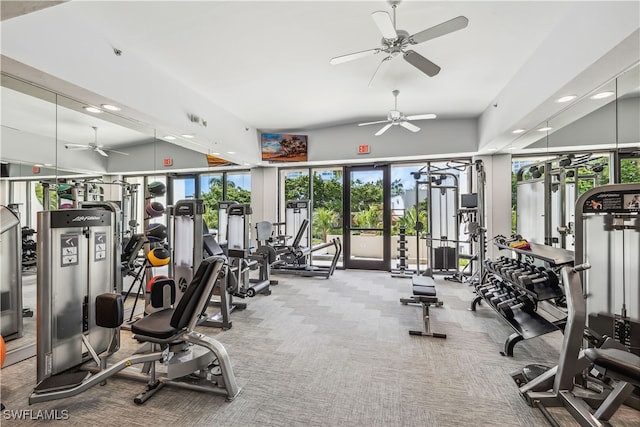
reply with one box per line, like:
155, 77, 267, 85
298, 118, 477, 163
478, 3, 640, 150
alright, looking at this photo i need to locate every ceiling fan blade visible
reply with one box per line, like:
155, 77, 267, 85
408, 16, 469, 45
330, 48, 381, 65
64, 143, 90, 150
358, 120, 390, 127
400, 121, 420, 133
405, 113, 437, 121
95, 148, 109, 157
368, 55, 392, 87
375, 123, 393, 136
371, 11, 397, 40
103, 148, 129, 156
404, 50, 441, 77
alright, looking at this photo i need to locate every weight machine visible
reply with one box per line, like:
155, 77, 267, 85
226, 203, 274, 296
410, 161, 486, 276
516, 153, 608, 249
0, 205, 23, 341
517, 183, 640, 426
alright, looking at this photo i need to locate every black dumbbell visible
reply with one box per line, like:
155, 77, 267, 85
495, 294, 522, 310
490, 290, 517, 306
488, 258, 515, 272
499, 296, 536, 319
499, 261, 525, 276
479, 283, 506, 298
508, 265, 540, 282
504, 264, 533, 280
518, 269, 559, 290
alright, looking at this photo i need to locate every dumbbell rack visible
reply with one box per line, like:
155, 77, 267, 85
470, 241, 573, 356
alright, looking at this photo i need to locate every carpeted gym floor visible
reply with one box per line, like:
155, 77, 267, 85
1, 269, 638, 426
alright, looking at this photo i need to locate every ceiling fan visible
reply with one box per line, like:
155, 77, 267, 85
359, 89, 436, 136
330, 0, 468, 85
64, 126, 129, 157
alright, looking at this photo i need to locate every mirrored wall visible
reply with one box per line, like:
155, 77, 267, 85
511, 62, 640, 248
0, 73, 158, 365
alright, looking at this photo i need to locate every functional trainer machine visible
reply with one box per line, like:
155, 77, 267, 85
516, 183, 640, 426
516, 153, 608, 249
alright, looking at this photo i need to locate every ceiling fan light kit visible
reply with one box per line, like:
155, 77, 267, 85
359, 90, 436, 136
329, 1, 469, 84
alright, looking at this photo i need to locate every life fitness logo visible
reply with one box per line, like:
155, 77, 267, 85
71, 216, 100, 222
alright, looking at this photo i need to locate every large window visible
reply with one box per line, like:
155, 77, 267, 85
199, 171, 250, 234
620, 157, 640, 183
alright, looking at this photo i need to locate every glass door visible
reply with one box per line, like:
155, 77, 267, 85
343, 165, 390, 270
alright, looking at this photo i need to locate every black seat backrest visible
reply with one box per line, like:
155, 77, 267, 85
203, 234, 224, 256
170, 256, 222, 330
122, 233, 145, 264
291, 219, 309, 248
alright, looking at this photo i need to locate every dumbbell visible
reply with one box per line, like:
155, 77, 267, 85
478, 283, 506, 298
499, 295, 536, 319
489, 290, 518, 306
508, 265, 539, 281
502, 263, 531, 279
487, 258, 516, 273
510, 265, 545, 283
517, 269, 559, 290
498, 260, 524, 276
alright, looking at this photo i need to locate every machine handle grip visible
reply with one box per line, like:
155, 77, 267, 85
572, 263, 591, 273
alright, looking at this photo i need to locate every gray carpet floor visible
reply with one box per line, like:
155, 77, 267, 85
1, 269, 638, 426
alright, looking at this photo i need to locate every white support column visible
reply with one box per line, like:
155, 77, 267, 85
474, 154, 513, 260
250, 167, 278, 223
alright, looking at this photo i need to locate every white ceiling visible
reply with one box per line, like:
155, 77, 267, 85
1, 0, 638, 168
55, 0, 575, 130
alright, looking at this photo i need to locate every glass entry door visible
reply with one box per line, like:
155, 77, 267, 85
343, 165, 390, 270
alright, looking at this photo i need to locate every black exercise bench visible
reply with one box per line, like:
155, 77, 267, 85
400, 272, 446, 339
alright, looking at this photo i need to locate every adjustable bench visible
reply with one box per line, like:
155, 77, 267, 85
400, 273, 446, 339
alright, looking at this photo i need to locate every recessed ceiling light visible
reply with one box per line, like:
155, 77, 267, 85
163, 135, 176, 140
512, 129, 526, 134
101, 104, 121, 111
211, 152, 221, 156
34, 163, 44, 167
243, 163, 250, 166
487, 148, 497, 152
227, 151, 236, 154
83, 106, 102, 113
590, 91, 614, 100
538, 126, 553, 132
508, 147, 517, 150
44, 163, 53, 167
556, 95, 577, 103
181, 134, 195, 138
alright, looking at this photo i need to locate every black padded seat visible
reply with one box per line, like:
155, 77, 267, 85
131, 309, 176, 339
412, 275, 437, 297
131, 256, 222, 342
413, 285, 437, 297
412, 275, 436, 287
584, 348, 640, 385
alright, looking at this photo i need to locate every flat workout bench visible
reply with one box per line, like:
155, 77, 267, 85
400, 273, 446, 339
